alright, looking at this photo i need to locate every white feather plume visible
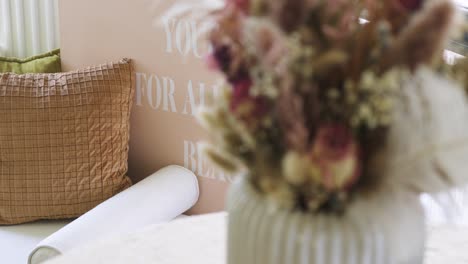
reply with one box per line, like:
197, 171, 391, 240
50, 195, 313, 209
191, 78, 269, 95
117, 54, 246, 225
378, 68, 468, 195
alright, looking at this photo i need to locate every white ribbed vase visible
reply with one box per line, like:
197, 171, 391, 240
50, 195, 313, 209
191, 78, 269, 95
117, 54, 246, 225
227, 178, 426, 264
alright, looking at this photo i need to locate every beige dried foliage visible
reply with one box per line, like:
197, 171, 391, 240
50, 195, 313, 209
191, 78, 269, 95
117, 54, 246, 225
381, 0, 455, 71
276, 82, 309, 153
201, 143, 241, 173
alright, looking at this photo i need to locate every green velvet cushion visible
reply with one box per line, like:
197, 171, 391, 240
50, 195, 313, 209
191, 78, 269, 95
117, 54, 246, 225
0, 49, 61, 74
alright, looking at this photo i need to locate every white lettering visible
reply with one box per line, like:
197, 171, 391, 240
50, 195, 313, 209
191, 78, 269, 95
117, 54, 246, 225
182, 81, 209, 116
175, 20, 192, 56
136, 72, 218, 116
163, 18, 212, 58
147, 75, 163, 110
191, 21, 213, 58
183, 140, 235, 182
182, 81, 197, 115
184, 141, 197, 172
135, 72, 146, 106
163, 19, 176, 53
162, 77, 177, 113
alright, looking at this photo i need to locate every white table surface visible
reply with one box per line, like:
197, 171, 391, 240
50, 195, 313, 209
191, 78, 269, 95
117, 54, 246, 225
45, 212, 468, 264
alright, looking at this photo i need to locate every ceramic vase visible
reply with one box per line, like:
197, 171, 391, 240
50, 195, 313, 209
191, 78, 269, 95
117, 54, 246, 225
227, 178, 426, 264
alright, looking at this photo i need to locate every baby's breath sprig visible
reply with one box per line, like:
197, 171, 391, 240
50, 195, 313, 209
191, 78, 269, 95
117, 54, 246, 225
345, 69, 403, 130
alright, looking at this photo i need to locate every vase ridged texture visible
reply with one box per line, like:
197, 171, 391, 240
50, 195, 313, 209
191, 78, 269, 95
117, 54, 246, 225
227, 179, 425, 264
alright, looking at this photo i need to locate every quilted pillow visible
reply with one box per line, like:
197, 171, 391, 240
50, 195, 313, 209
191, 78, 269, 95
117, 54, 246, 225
0, 49, 61, 74
0, 59, 134, 225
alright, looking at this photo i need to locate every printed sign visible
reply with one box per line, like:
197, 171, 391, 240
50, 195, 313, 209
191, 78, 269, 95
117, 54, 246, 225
59, 0, 231, 213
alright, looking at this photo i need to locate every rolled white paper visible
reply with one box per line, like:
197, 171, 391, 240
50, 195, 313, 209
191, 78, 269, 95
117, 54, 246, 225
29, 165, 199, 264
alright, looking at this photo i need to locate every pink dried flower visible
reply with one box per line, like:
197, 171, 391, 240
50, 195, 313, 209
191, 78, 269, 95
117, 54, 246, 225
310, 124, 361, 191
321, 0, 358, 42
248, 20, 288, 70
230, 79, 253, 109
230, 79, 268, 124
398, 0, 423, 11
205, 53, 220, 71
212, 45, 232, 72
209, 7, 247, 81
210, 6, 243, 48
228, 0, 250, 13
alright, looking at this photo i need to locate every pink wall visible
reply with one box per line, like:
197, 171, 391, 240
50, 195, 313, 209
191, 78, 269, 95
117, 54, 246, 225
59, 0, 231, 214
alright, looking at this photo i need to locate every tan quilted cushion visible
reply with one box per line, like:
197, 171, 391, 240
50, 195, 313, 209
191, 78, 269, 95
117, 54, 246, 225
0, 59, 134, 225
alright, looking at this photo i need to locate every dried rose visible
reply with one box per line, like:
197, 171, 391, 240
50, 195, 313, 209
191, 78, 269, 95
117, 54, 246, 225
398, 0, 423, 11
230, 79, 268, 124
228, 0, 250, 13
209, 42, 246, 82
310, 124, 361, 191
211, 45, 232, 72
211, 5, 243, 42
230, 79, 253, 111
209, 7, 249, 82
243, 19, 288, 71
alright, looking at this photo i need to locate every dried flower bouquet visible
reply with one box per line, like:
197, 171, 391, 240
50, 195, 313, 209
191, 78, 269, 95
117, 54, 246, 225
198, 0, 468, 216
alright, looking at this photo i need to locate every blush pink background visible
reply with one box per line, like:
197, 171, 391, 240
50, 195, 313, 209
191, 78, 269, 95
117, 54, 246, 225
58, 0, 230, 214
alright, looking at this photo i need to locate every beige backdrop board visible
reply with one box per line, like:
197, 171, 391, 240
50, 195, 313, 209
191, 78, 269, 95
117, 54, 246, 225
58, 0, 232, 214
